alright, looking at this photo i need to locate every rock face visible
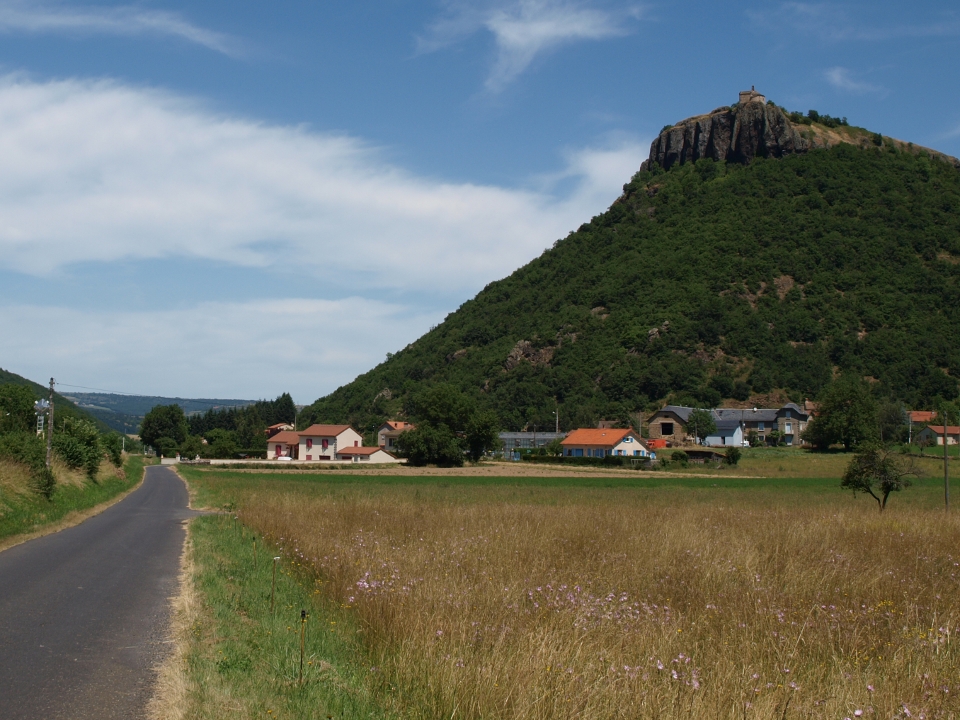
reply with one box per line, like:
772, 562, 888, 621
640, 101, 809, 172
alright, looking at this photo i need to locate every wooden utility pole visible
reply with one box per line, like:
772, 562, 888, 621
45, 378, 55, 469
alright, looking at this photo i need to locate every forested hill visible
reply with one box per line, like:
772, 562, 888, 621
302, 105, 960, 434
0, 367, 112, 432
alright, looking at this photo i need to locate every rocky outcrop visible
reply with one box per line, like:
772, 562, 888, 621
640, 102, 808, 172
504, 340, 555, 370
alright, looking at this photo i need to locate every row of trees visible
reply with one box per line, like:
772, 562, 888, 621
0, 383, 124, 497
140, 394, 296, 459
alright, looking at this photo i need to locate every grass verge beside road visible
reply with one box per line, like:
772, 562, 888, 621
151, 513, 395, 720
0, 454, 152, 549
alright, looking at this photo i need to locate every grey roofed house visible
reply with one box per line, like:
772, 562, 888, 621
647, 402, 810, 447
704, 418, 745, 447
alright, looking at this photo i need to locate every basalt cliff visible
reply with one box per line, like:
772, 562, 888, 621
640, 92, 959, 172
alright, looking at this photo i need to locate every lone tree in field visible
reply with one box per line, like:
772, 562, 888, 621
686, 409, 716, 445
841, 443, 918, 512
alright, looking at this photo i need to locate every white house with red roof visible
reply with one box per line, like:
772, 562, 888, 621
335, 446, 400, 463
916, 425, 960, 446
298, 424, 362, 461
267, 430, 300, 459
561, 428, 655, 459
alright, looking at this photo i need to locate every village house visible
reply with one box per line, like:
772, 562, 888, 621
377, 421, 414, 451
561, 428, 656, 459
266, 430, 299, 460
298, 424, 362, 461
265, 422, 294, 439
916, 425, 960, 446
647, 403, 810, 447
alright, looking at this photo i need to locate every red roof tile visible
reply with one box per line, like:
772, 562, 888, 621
561, 428, 636, 447
924, 425, 960, 435
336, 446, 393, 456
269, 431, 300, 444
299, 424, 353, 437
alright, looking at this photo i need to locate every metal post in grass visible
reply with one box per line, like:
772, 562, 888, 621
299, 609, 307, 684
271, 557, 280, 612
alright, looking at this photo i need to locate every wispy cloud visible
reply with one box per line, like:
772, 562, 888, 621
749, 2, 960, 42
0, 75, 646, 292
824, 66, 884, 95
0, 1, 241, 56
420, 0, 642, 91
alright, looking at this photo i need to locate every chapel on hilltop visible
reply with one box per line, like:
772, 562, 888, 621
739, 86, 766, 104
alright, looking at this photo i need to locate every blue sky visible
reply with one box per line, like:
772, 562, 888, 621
0, 1, 958, 402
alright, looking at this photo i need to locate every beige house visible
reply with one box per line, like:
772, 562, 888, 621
917, 425, 960, 446
377, 421, 414, 451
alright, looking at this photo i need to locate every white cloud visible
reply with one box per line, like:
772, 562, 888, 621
0, 298, 442, 401
0, 75, 646, 294
824, 66, 884, 95
0, 1, 240, 55
420, 1, 641, 91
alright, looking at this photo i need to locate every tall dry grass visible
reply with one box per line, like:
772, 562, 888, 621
237, 485, 960, 719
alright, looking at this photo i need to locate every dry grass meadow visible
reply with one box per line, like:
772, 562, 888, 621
180, 467, 960, 720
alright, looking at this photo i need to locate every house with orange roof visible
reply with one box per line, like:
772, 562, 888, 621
377, 420, 415, 451
267, 430, 300, 460
916, 425, 960, 446
561, 428, 655, 459
265, 422, 295, 439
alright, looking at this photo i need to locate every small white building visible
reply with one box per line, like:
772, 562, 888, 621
917, 425, 960, 446
267, 430, 300, 459
704, 420, 745, 447
298, 424, 363, 462
335, 446, 400, 463
561, 428, 655, 459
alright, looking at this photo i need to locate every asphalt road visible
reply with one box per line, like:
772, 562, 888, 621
0, 466, 197, 719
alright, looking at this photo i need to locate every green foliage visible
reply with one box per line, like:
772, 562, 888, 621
395, 423, 464, 467
301, 144, 960, 429
53, 418, 103, 479
53, 434, 88, 470
747, 430, 762, 448
140, 404, 189, 449
804, 376, 879, 451
687, 409, 717, 443
204, 428, 239, 459
725, 447, 742, 465
180, 434, 205, 459
671, 450, 689, 466
0, 383, 37, 433
187, 394, 294, 450
0, 431, 46, 473
841, 443, 917, 511
465, 410, 500, 462
544, 437, 564, 456
877, 402, 908, 445
101, 433, 124, 467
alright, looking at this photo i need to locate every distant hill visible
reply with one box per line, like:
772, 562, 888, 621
301, 96, 960, 434
0, 368, 113, 433
60, 393, 256, 434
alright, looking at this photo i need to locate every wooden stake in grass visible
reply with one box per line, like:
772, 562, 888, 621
299, 609, 307, 685
271, 557, 280, 612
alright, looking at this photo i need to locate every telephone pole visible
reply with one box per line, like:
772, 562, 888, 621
46, 378, 55, 469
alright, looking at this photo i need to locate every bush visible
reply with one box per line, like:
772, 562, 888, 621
396, 423, 464, 467
33, 467, 56, 499
725, 447, 742, 465
53, 433, 88, 470
0, 431, 46, 472
671, 450, 689, 466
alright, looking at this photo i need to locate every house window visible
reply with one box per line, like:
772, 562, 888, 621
306, 454, 312, 461
758, 422, 764, 431
306, 439, 313, 449
574, 449, 583, 457
633, 450, 640, 456
785, 423, 793, 434
785, 410, 791, 418
596, 449, 605, 458
322, 439, 329, 449
757, 435, 764, 443
624, 436, 633, 443
661, 422, 674, 436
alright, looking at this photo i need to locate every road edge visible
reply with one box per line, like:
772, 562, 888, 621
0, 461, 150, 555
147, 513, 197, 720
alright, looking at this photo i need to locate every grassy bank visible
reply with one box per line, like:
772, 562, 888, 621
157, 513, 395, 719
172, 466, 960, 719
0, 454, 151, 544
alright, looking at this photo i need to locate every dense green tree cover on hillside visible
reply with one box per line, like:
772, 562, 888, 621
187, 394, 295, 449
302, 143, 960, 432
